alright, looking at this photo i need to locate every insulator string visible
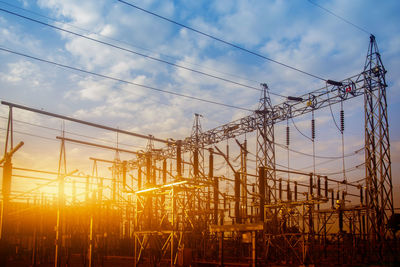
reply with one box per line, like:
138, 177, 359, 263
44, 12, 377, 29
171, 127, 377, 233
340, 109, 345, 133
311, 118, 315, 140
312, 110, 316, 184
286, 120, 290, 182
340, 101, 347, 190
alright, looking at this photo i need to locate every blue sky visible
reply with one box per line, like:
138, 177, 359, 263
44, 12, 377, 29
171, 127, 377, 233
0, 0, 399, 202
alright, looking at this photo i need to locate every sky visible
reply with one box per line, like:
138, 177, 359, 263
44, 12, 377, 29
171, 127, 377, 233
0, 0, 399, 206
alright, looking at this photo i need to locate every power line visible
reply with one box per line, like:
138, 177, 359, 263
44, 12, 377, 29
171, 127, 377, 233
0, 8, 290, 98
4, 118, 360, 171
246, 138, 360, 160
307, 0, 370, 35
0, 46, 253, 112
318, 164, 363, 176
0, 116, 147, 150
290, 116, 312, 141
275, 142, 360, 160
0, 1, 268, 88
299, 157, 343, 171
0, 127, 141, 155
116, 0, 327, 82
0, 0, 265, 87
275, 160, 362, 177
0, 127, 57, 142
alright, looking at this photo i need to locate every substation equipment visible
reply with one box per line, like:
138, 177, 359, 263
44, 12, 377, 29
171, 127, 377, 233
0, 35, 397, 266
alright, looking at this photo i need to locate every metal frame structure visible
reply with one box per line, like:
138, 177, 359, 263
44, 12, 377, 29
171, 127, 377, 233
363, 35, 394, 259
0, 35, 396, 266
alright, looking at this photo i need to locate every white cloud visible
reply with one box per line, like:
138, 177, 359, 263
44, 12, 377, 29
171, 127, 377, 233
0, 0, 399, 189
75, 78, 113, 101
0, 60, 51, 93
0, 22, 42, 54
38, 0, 105, 27
99, 24, 115, 37
1, 60, 37, 82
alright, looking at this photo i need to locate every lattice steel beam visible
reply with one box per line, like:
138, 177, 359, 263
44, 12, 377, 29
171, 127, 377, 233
363, 35, 393, 258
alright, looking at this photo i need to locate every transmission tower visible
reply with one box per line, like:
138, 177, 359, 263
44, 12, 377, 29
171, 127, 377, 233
256, 83, 276, 211
190, 113, 204, 178
363, 34, 394, 258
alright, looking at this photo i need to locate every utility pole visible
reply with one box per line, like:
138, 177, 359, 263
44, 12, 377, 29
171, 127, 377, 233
0, 105, 24, 266
0, 141, 24, 240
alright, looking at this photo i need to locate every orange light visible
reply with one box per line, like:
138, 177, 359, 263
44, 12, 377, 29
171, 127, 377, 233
162, 180, 187, 188
135, 180, 187, 194
136, 187, 158, 194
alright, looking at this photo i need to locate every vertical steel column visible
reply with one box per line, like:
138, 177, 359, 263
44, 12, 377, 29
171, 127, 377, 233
134, 198, 138, 267
0, 154, 12, 241
152, 164, 157, 185
209, 149, 218, 225
55, 174, 64, 267
145, 152, 153, 228
146, 153, 152, 184
193, 148, 199, 178
122, 160, 127, 188
256, 84, 276, 202
237, 139, 248, 220
0, 142, 22, 265
242, 140, 248, 219
287, 181, 291, 201
55, 137, 66, 267
88, 194, 94, 267
325, 177, 328, 198
162, 159, 167, 214
363, 35, 394, 255
259, 167, 265, 222
360, 187, 364, 205
112, 161, 117, 202
176, 140, 182, 177
171, 187, 175, 267
191, 113, 203, 178
252, 231, 256, 267
234, 172, 241, 224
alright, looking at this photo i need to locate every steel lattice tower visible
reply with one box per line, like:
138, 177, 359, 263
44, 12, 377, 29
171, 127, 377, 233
190, 113, 204, 178
256, 83, 276, 207
363, 34, 394, 257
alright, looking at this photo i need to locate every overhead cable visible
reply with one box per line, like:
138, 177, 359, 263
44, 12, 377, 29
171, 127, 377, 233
0, 0, 265, 87
290, 116, 312, 141
247, 140, 360, 160
275, 142, 359, 160
0, 47, 253, 112
0, 116, 147, 150
117, 0, 327, 82
307, 0, 371, 35
0, 8, 289, 98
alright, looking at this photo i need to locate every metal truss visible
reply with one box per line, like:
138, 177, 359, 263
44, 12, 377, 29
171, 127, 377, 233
256, 84, 277, 204
178, 75, 365, 151
0, 35, 395, 266
176, 34, 394, 261
363, 35, 394, 259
